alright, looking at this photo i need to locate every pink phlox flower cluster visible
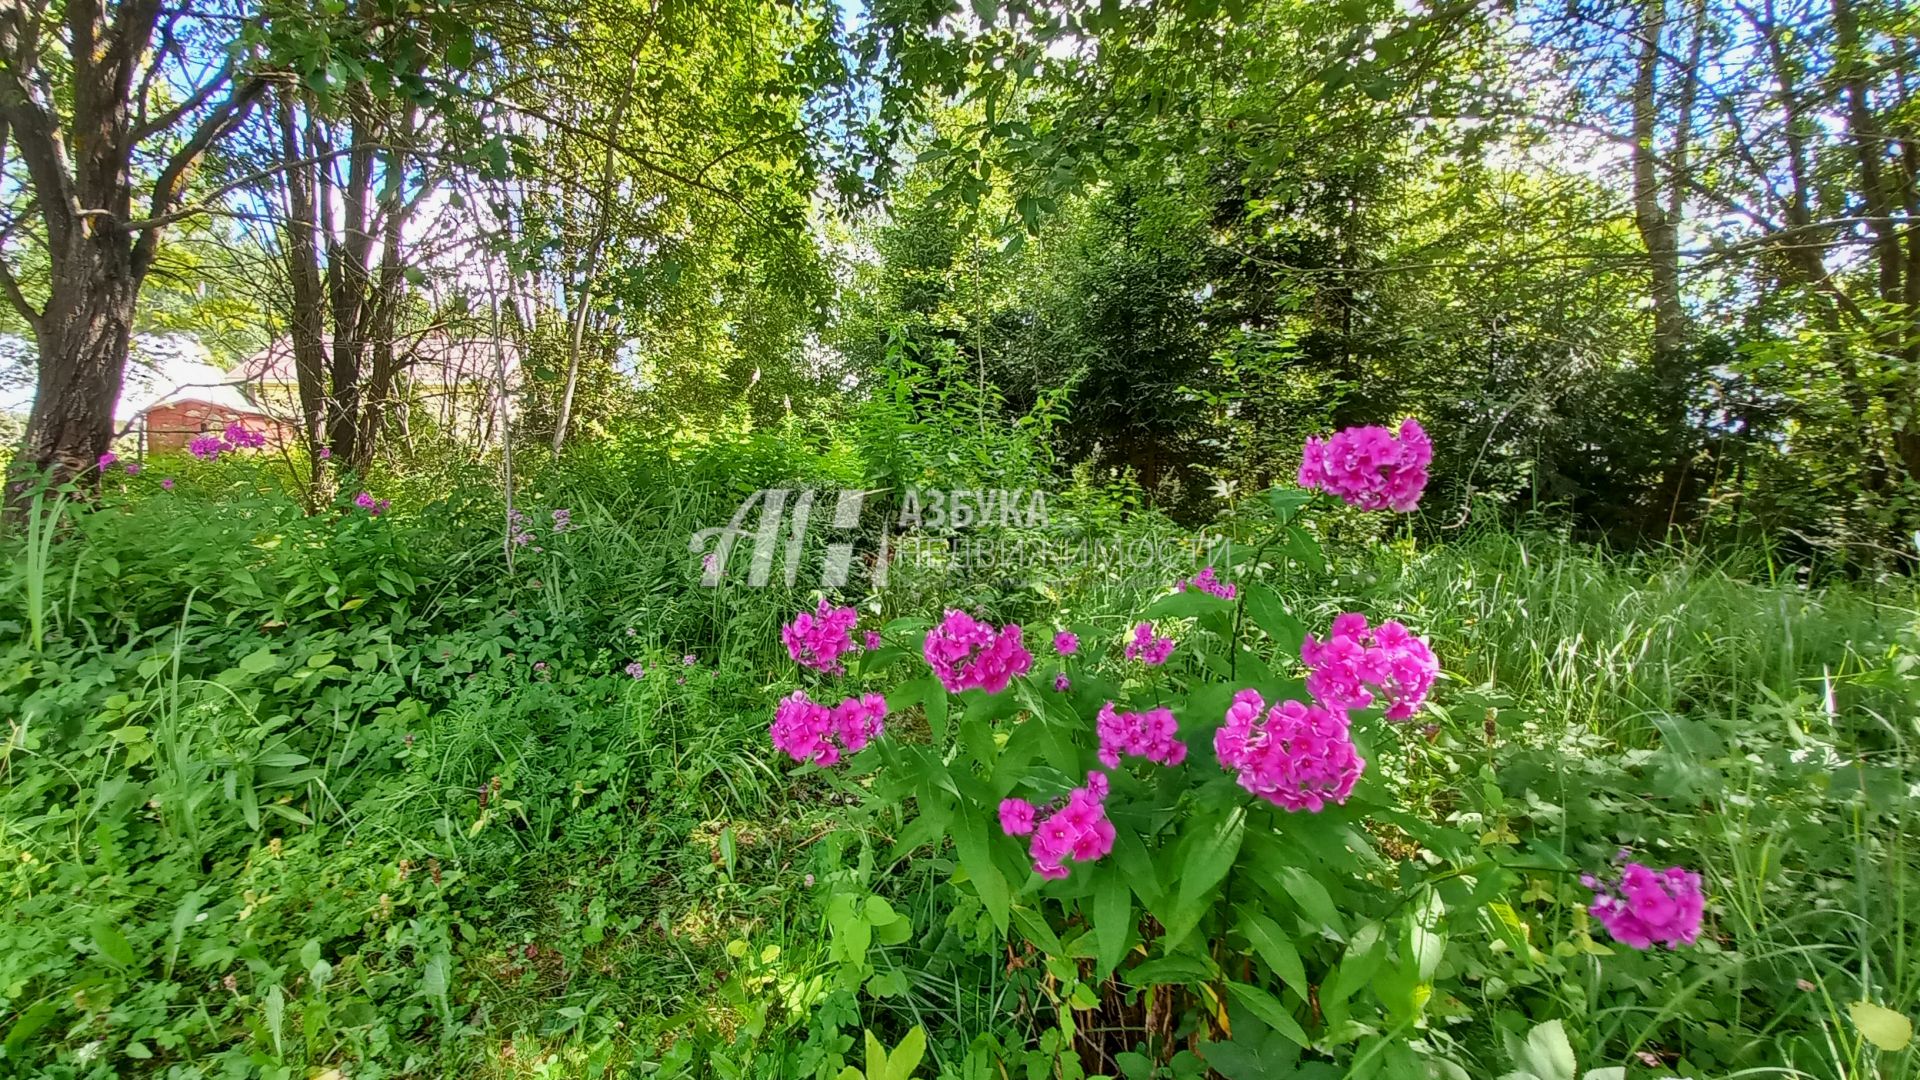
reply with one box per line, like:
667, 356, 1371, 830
1177, 566, 1237, 599
188, 434, 226, 460
1584, 862, 1704, 950
1053, 631, 1079, 656
318, 447, 332, 460
923, 610, 1032, 693
1014, 773, 1115, 880
224, 422, 267, 450
624, 662, 645, 680
1301, 612, 1438, 720
1096, 701, 1187, 768
782, 599, 860, 673
1297, 418, 1432, 512
123, 462, 141, 476
161, 478, 175, 490
1054, 672, 1071, 692
98, 452, 117, 469
769, 690, 887, 766
1124, 621, 1175, 666
354, 491, 390, 516
864, 630, 883, 651
1214, 689, 1365, 813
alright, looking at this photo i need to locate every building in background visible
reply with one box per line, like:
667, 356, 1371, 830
237, 334, 518, 450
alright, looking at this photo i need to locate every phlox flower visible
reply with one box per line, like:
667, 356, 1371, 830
161, 478, 175, 490
864, 630, 883, 651
1178, 566, 1237, 599
1123, 621, 1175, 666
509, 508, 534, 546
1583, 862, 1704, 950
769, 690, 888, 766
923, 610, 1032, 694
123, 462, 141, 476
188, 434, 226, 461
223, 422, 267, 450
354, 491, 390, 516
1054, 672, 1071, 692
998, 798, 1037, 836
98, 452, 117, 469
1297, 418, 1432, 512
683, 654, 697, 665
782, 599, 860, 673
1301, 612, 1438, 720
1023, 773, 1115, 880
318, 447, 332, 460
1053, 631, 1079, 656
1096, 701, 1187, 768
1214, 689, 1365, 813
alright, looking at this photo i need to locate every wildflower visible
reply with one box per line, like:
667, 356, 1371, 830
923, 610, 1032, 694
1096, 702, 1187, 767
625, 662, 645, 679
682, 654, 696, 666
702, 552, 719, 573
161, 478, 174, 490
1026, 773, 1115, 879
1583, 862, 1704, 950
188, 434, 226, 460
98, 452, 117, 469
1297, 418, 1432, 512
1123, 621, 1175, 666
864, 630, 883, 651
1214, 689, 1365, 813
123, 462, 141, 476
998, 798, 1037, 837
354, 491, 389, 516
782, 599, 860, 674
804, 873, 815, 887
1054, 672, 1071, 692
1301, 612, 1438, 720
223, 422, 267, 450
508, 508, 534, 546
318, 447, 332, 460
769, 690, 888, 766
551, 508, 572, 532
1177, 566, 1237, 599
1053, 631, 1078, 656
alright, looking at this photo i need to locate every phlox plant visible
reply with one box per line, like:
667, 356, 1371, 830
767, 422, 1705, 1076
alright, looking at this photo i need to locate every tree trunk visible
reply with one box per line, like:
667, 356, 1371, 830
13, 237, 142, 495
1631, 0, 1688, 362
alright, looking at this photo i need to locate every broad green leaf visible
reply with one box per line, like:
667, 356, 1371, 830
1161, 807, 1246, 946
90, 917, 135, 967
1142, 589, 1234, 620
1324, 922, 1386, 1005
1407, 889, 1446, 980
1125, 953, 1217, 986
1093, 868, 1132, 976
1850, 1001, 1914, 1051
1503, 1019, 1576, 1080
264, 985, 285, 1056
885, 1024, 927, 1080
1223, 980, 1311, 1048
238, 646, 280, 674
953, 812, 1009, 934
1244, 585, 1305, 655
1237, 908, 1308, 994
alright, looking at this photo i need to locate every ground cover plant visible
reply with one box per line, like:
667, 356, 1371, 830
1, 417, 1916, 1079
4, 0, 1920, 1076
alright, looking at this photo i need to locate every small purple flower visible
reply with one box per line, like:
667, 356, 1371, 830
701, 552, 719, 573
682, 654, 696, 666
1054, 672, 1071, 692
998, 798, 1037, 837
551, 508, 572, 532
354, 492, 389, 516
188, 434, 225, 460
123, 461, 141, 476
624, 661, 645, 680
318, 447, 332, 460
864, 630, 883, 651
161, 478, 175, 490
98, 452, 117, 469
1053, 631, 1078, 656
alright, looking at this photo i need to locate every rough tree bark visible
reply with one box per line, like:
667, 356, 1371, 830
0, 0, 260, 503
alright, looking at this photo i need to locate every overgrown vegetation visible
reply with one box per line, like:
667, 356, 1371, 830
4, 0, 1920, 1076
